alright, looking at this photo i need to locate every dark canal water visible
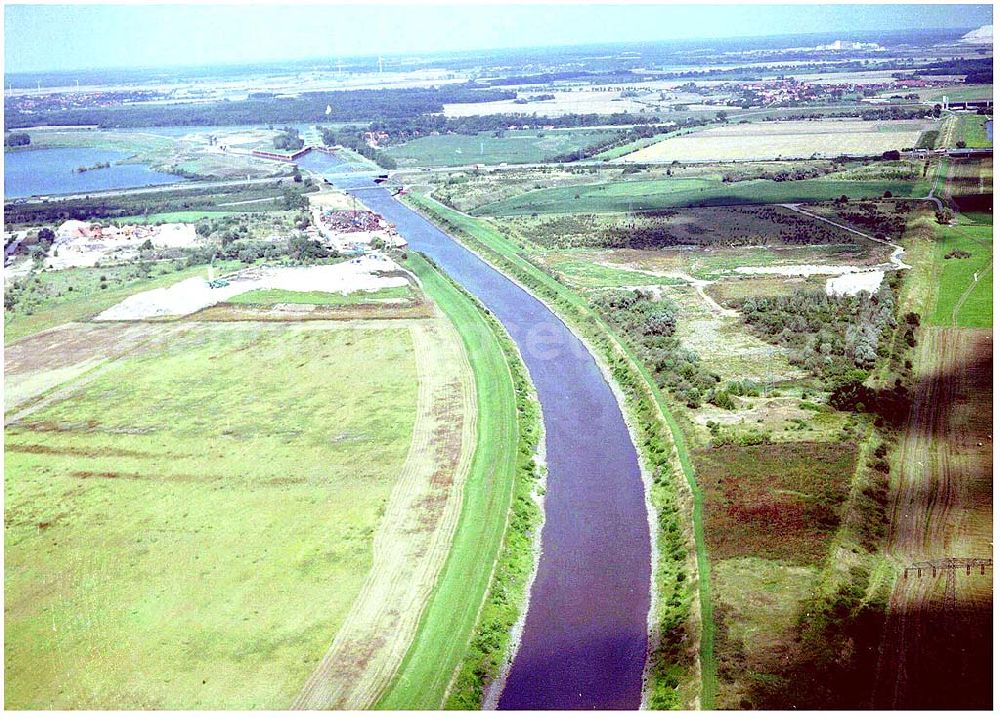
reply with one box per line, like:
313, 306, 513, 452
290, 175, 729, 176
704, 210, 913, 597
301, 150, 651, 709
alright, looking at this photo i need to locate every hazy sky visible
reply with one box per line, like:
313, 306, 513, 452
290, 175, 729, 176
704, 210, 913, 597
4, 3, 993, 73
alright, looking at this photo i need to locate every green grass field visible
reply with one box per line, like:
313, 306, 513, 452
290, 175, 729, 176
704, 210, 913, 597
543, 255, 683, 288
228, 285, 413, 306
4, 323, 420, 708
474, 175, 927, 216
928, 217, 993, 328
385, 128, 620, 167
954, 113, 993, 149
374, 253, 521, 708
711, 557, 819, 709
914, 84, 994, 103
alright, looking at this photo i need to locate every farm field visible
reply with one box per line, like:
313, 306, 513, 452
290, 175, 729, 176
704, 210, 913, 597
4, 244, 531, 710
620, 120, 928, 163
385, 128, 620, 167
5, 320, 435, 709
872, 327, 993, 708
474, 173, 927, 216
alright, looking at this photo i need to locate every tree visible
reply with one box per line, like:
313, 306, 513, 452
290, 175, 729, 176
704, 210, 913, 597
716, 110, 728, 123
956, 140, 967, 149
933, 103, 942, 118
935, 208, 954, 225
4, 132, 30, 147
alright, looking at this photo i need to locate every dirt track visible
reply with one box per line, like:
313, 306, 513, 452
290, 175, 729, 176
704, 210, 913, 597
291, 315, 477, 709
872, 327, 993, 708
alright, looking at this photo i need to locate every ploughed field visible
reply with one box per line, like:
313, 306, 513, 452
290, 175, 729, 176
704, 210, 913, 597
873, 327, 993, 709
621, 120, 929, 164
4, 313, 477, 708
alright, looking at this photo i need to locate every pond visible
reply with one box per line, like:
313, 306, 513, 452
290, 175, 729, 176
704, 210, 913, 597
4, 146, 185, 199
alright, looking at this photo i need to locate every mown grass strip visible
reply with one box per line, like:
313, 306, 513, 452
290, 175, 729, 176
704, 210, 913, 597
228, 285, 413, 306
374, 252, 542, 709
403, 193, 714, 709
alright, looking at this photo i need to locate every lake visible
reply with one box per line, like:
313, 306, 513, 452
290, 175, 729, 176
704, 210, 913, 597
3, 147, 185, 199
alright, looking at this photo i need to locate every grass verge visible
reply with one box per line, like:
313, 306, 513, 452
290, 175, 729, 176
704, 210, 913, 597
373, 253, 543, 709
227, 285, 413, 306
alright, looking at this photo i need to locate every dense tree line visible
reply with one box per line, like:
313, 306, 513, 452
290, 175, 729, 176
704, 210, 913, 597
366, 111, 660, 144
273, 126, 304, 151
3, 181, 312, 225
591, 288, 719, 407
318, 126, 397, 169
546, 124, 673, 163
919, 57, 992, 84
4, 85, 517, 129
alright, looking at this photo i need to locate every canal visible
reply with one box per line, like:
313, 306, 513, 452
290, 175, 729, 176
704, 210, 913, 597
301, 151, 652, 710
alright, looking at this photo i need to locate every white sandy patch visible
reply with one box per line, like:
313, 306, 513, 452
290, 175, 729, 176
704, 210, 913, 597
733, 263, 864, 277
826, 270, 885, 296
95, 255, 407, 320
150, 224, 198, 249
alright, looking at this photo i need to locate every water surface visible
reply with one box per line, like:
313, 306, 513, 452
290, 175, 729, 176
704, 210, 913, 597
4, 147, 184, 198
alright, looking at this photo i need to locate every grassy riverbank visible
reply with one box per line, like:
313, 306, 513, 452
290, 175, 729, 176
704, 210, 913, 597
373, 253, 543, 709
